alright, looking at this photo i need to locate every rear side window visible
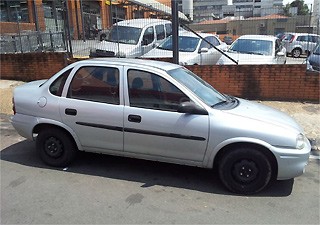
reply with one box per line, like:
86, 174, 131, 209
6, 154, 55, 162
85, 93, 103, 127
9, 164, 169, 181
49, 69, 72, 96
165, 23, 172, 37
155, 24, 165, 40
68, 66, 120, 105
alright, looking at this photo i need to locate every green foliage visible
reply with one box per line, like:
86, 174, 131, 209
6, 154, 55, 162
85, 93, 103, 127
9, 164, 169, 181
283, 0, 310, 16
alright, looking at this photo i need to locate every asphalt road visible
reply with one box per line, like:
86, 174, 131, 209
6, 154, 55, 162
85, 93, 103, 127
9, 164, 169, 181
1, 114, 319, 224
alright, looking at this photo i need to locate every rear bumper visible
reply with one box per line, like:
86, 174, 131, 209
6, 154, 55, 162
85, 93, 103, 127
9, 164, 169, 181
10, 114, 38, 140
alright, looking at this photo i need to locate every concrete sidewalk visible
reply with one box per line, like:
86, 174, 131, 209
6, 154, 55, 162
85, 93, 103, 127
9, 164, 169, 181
1, 79, 319, 151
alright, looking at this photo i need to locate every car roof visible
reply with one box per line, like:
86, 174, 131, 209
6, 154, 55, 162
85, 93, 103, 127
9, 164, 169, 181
113, 19, 170, 28
75, 58, 181, 72
284, 32, 319, 36
178, 30, 215, 39
237, 35, 277, 41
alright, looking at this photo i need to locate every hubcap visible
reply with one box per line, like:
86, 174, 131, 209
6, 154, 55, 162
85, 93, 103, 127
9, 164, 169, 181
232, 159, 259, 183
44, 137, 63, 158
293, 50, 300, 58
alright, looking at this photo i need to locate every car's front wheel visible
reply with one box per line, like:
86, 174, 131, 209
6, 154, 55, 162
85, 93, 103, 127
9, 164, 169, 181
218, 147, 272, 194
36, 127, 77, 167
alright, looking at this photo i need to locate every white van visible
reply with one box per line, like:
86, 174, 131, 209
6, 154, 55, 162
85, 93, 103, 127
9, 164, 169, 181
90, 19, 172, 58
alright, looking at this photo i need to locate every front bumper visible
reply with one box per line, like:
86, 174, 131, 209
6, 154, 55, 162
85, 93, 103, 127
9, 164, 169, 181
272, 138, 311, 180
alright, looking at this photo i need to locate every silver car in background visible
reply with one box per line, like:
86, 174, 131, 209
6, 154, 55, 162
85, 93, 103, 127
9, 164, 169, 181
11, 58, 310, 194
217, 35, 286, 65
282, 33, 320, 58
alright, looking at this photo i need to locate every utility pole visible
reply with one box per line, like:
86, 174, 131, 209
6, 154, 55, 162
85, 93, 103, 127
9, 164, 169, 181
171, 0, 179, 64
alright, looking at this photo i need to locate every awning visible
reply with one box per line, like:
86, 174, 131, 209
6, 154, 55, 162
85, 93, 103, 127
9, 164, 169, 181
129, 0, 189, 22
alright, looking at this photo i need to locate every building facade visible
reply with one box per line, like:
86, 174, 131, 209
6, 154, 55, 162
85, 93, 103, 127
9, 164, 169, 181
0, 0, 185, 39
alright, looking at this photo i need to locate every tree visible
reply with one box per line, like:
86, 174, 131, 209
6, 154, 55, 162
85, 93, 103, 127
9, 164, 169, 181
283, 0, 310, 16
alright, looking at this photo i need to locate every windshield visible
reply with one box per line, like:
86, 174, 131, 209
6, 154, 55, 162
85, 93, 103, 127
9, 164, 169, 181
158, 36, 200, 52
106, 26, 142, 45
229, 39, 273, 56
168, 68, 227, 106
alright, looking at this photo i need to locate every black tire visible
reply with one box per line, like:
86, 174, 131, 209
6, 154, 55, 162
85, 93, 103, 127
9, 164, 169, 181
218, 147, 272, 194
36, 128, 77, 167
292, 48, 301, 58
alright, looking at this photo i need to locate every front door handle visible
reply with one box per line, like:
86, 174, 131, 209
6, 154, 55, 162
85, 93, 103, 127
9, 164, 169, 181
65, 108, 77, 116
128, 114, 141, 123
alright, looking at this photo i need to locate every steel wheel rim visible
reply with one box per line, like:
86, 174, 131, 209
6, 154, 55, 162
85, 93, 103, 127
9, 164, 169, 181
293, 49, 300, 57
44, 137, 63, 158
232, 159, 259, 183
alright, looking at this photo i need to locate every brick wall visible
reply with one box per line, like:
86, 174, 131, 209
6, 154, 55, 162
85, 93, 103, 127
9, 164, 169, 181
185, 65, 319, 102
0, 52, 70, 81
0, 53, 319, 102
0, 22, 36, 34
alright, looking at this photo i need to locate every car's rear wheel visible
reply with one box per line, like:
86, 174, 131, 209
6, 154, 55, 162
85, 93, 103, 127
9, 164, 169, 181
292, 48, 302, 58
218, 147, 272, 194
36, 128, 77, 167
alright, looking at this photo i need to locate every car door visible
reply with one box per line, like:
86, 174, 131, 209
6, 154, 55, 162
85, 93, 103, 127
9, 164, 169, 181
141, 26, 156, 55
275, 39, 286, 64
59, 64, 124, 152
199, 36, 222, 65
123, 67, 209, 162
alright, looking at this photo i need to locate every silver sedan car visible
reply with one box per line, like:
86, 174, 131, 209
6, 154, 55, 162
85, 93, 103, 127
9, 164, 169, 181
11, 58, 310, 194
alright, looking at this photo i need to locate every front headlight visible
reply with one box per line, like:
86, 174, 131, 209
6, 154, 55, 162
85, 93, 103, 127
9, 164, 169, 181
296, 133, 305, 150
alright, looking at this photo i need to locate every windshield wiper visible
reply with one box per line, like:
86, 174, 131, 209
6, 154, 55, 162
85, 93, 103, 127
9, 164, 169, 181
211, 100, 229, 108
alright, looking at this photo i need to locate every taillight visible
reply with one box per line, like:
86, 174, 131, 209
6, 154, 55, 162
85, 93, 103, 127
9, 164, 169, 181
12, 97, 16, 114
289, 35, 295, 43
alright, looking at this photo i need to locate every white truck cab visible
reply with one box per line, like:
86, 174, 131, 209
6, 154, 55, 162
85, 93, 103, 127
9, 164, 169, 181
90, 18, 172, 58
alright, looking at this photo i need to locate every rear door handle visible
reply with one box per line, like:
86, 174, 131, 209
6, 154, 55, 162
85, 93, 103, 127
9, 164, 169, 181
128, 114, 141, 123
65, 108, 77, 116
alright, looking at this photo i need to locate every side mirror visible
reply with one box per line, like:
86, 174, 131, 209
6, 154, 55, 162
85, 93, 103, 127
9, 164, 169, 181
177, 102, 208, 115
199, 47, 209, 53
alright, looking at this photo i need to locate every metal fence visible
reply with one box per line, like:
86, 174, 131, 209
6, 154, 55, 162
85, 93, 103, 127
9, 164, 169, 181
0, 1, 319, 66
0, 31, 66, 53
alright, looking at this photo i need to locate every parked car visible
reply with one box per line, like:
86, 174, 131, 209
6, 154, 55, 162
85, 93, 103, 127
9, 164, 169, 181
90, 19, 172, 58
306, 42, 320, 72
11, 58, 310, 194
141, 31, 227, 65
282, 33, 320, 58
216, 35, 286, 65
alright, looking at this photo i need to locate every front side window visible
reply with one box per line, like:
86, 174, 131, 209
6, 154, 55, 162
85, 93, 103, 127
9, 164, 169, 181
68, 66, 120, 105
128, 70, 189, 111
